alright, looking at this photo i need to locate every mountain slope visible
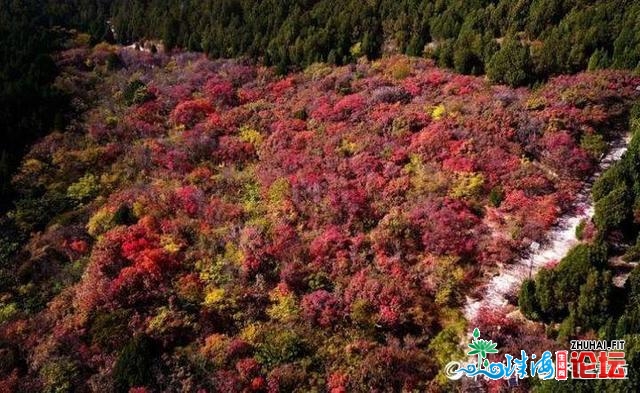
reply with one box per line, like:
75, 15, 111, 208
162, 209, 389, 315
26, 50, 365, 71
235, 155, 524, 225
0, 44, 639, 392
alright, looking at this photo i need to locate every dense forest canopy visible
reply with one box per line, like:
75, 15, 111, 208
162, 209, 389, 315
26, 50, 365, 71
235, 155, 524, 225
0, 0, 62, 208
3, 0, 640, 208
0, 0, 110, 209
0, 40, 639, 392
2, 1, 640, 391
105, 0, 640, 80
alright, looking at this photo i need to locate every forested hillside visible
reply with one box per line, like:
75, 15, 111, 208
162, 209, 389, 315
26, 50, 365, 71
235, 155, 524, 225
3, 0, 640, 207
0, 0, 63, 208
105, 0, 640, 83
515, 104, 640, 393
0, 41, 638, 392
0, 0, 109, 209
2, 1, 640, 392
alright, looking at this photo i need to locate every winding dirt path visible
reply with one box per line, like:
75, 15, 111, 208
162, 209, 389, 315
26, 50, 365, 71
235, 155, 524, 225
464, 135, 631, 322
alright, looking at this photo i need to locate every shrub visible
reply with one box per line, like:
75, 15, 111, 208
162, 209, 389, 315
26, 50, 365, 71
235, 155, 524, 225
170, 99, 213, 128
123, 80, 154, 106
113, 336, 157, 393
255, 329, 304, 368
87, 207, 115, 237
266, 287, 299, 323
449, 172, 484, 199
430, 104, 446, 120
592, 164, 626, 201
580, 132, 607, 158
573, 270, 613, 330
370, 86, 411, 104
0, 302, 17, 324
486, 38, 533, 87
67, 173, 99, 204
533, 244, 609, 321
39, 357, 79, 393
106, 52, 122, 70
113, 204, 137, 226
13, 194, 70, 232
575, 219, 586, 240
390, 61, 411, 80
518, 279, 539, 320
594, 184, 632, 234
428, 326, 465, 385
301, 290, 342, 327
238, 126, 264, 149
488, 186, 504, 207
90, 310, 131, 350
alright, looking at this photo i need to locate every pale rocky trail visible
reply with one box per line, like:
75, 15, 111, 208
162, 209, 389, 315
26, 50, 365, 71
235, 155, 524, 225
464, 134, 632, 323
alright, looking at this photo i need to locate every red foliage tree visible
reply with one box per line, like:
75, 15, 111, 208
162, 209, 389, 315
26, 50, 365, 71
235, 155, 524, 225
170, 98, 214, 128
301, 290, 343, 327
409, 198, 482, 257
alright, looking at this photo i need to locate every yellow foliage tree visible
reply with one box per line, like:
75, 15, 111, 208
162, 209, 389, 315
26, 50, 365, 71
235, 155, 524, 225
449, 172, 484, 199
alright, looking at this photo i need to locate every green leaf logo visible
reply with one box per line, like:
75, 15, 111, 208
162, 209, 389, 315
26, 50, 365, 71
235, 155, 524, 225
467, 339, 499, 359
467, 328, 499, 367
